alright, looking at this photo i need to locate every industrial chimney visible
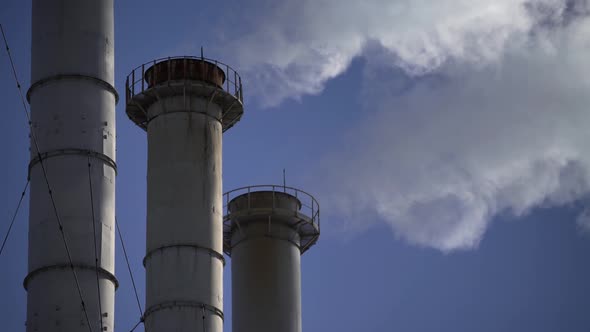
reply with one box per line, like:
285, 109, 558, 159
125, 56, 244, 331
26, 0, 117, 331
223, 185, 320, 332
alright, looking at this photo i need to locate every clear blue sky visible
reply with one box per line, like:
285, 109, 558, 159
2, 1, 590, 331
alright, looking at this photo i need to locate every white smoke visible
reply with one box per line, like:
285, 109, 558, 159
320, 25, 590, 250
217, 0, 584, 106
215, 0, 590, 250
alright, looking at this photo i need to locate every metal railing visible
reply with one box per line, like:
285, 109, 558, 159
125, 55, 243, 104
223, 185, 320, 230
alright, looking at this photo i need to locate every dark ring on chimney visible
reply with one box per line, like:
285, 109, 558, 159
143, 300, 224, 321
146, 109, 222, 128
27, 74, 119, 104
28, 148, 117, 179
143, 244, 226, 267
23, 264, 119, 290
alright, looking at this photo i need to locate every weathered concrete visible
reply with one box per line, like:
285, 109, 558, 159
126, 57, 243, 332
225, 190, 319, 332
26, 0, 117, 331
231, 221, 302, 332
144, 96, 224, 332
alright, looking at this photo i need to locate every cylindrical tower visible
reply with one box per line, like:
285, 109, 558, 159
125, 56, 244, 331
223, 185, 320, 332
26, 0, 117, 331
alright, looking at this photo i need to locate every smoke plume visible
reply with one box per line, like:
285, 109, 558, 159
216, 0, 590, 250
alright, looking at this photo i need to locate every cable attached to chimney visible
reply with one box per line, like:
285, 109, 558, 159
88, 156, 105, 332
1, 23, 94, 332
128, 319, 143, 332
115, 216, 147, 332
0, 179, 29, 258
202, 305, 207, 332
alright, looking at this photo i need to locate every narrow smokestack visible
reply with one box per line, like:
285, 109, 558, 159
26, 0, 117, 331
125, 56, 244, 331
224, 185, 320, 332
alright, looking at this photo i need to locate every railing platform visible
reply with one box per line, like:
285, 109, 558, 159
125, 55, 243, 132
223, 185, 320, 256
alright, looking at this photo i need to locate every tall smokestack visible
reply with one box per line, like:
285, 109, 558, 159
125, 56, 244, 331
223, 185, 320, 332
26, 0, 117, 331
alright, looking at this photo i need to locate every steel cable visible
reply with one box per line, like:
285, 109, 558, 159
128, 319, 143, 332
0, 180, 29, 258
88, 156, 105, 332
1, 23, 94, 332
202, 305, 207, 332
115, 216, 146, 331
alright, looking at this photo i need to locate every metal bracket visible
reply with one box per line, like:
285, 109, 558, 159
131, 99, 149, 118
207, 90, 219, 111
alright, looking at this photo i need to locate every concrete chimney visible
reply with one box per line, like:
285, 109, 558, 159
223, 185, 320, 332
26, 0, 117, 331
125, 56, 244, 331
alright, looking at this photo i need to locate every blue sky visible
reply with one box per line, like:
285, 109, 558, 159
2, 0, 590, 331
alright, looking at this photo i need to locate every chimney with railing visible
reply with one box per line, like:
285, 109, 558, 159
223, 185, 320, 332
125, 53, 244, 332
